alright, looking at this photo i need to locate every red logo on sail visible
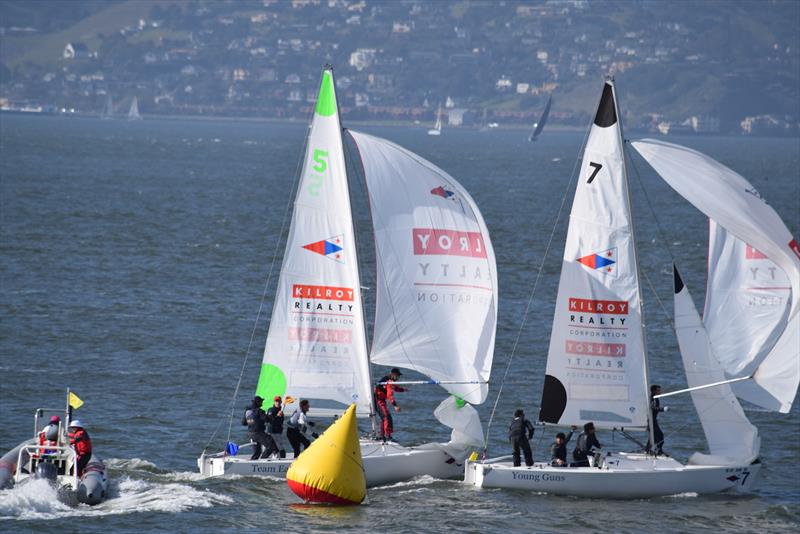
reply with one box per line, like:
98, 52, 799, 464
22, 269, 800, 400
569, 298, 628, 315
565, 340, 626, 357
288, 328, 352, 344
745, 244, 767, 260
577, 247, 617, 277
293, 285, 354, 301
412, 228, 487, 258
431, 186, 455, 199
303, 235, 344, 263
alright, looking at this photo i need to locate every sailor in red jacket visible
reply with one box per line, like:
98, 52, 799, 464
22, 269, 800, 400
68, 420, 92, 476
374, 368, 406, 442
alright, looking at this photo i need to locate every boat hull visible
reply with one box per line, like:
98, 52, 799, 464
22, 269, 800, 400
198, 439, 464, 486
464, 453, 761, 498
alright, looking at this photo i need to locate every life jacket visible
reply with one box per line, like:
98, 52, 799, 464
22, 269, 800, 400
374, 375, 393, 402
36, 424, 59, 456
68, 428, 92, 457
242, 404, 266, 433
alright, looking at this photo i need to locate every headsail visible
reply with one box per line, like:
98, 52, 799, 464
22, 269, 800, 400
539, 81, 650, 430
673, 265, 760, 465
631, 139, 800, 413
256, 69, 373, 415
349, 130, 497, 405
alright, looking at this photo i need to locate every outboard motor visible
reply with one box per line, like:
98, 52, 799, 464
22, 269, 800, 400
34, 462, 58, 485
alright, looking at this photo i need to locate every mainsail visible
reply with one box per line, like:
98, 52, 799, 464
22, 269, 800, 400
673, 265, 760, 465
529, 94, 552, 142
256, 69, 373, 415
349, 130, 497, 406
632, 139, 800, 413
539, 81, 650, 429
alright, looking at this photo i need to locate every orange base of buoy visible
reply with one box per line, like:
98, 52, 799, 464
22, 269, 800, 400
286, 479, 361, 505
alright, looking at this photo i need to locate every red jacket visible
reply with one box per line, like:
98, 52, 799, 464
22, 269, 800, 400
68, 428, 92, 457
375, 375, 406, 405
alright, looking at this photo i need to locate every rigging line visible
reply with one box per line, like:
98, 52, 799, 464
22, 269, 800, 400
641, 268, 674, 327
209, 107, 313, 452
482, 116, 594, 453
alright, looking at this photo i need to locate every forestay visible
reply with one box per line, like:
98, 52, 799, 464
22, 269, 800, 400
539, 81, 650, 430
255, 70, 373, 415
631, 139, 800, 413
349, 130, 497, 406
673, 266, 760, 465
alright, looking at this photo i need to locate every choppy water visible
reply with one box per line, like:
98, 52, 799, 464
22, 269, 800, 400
1, 114, 798, 532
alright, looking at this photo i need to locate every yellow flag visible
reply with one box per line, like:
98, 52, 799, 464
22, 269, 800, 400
69, 392, 84, 410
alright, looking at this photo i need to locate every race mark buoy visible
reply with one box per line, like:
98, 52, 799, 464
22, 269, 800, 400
286, 404, 365, 505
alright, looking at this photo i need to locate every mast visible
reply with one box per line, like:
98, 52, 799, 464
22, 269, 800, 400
329, 64, 378, 433
610, 77, 656, 451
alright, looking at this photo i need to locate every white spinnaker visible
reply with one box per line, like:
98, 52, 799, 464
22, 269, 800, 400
539, 81, 649, 429
673, 266, 760, 466
257, 70, 373, 415
632, 139, 800, 413
349, 130, 497, 406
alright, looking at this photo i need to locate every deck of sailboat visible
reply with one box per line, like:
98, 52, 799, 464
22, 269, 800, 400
465, 453, 761, 498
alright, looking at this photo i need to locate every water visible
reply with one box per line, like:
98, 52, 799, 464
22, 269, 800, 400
1, 114, 798, 532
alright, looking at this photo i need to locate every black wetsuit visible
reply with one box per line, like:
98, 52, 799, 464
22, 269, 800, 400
647, 397, 666, 454
549, 431, 573, 466
508, 416, 535, 467
242, 402, 277, 460
572, 431, 601, 467
266, 406, 286, 458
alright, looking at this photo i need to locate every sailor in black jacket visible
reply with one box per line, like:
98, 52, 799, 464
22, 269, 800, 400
508, 409, 535, 467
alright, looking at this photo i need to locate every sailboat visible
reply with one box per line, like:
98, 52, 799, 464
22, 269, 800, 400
101, 94, 113, 120
428, 103, 443, 136
528, 94, 552, 142
198, 67, 497, 486
127, 96, 142, 121
465, 79, 798, 498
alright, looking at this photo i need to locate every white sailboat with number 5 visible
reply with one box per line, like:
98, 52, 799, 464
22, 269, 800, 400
199, 67, 497, 486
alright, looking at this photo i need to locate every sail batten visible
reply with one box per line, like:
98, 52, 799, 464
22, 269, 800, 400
539, 81, 650, 429
256, 69, 373, 415
350, 130, 497, 405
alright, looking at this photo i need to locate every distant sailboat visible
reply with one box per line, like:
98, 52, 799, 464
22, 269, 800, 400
528, 94, 552, 142
101, 94, 113, 120
428, 103, 442, 136
127, 97, 142, 121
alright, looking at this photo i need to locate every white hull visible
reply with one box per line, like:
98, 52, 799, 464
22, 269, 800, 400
198, 438, 464, 486
427, 129, 441, 136
465, 452, 761, 498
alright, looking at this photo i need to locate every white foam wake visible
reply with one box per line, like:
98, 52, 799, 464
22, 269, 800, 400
0, 475, 232, 521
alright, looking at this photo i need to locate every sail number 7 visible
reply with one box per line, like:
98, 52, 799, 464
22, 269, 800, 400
308, 149, 329, 196
587, 162, 603, 184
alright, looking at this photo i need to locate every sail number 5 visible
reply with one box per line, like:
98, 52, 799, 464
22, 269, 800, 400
308, 149, 329, 196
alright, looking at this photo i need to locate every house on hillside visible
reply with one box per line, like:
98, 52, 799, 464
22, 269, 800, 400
63, 42, 91, 59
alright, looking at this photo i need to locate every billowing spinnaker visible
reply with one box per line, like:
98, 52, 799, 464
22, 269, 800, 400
632, 139, 800, 413
349, 130, 497, 405
256, 69, 373, 415
673, 266, 760, 465
539, 81, 650, 429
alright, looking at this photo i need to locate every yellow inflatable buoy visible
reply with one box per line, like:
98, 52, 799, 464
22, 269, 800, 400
286, 404, 365, 505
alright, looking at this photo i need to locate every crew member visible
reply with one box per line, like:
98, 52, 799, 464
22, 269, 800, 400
38, 415, 61, 455
374, 368, 406, 441
646, 384, 669, 455
286, 399, 318, 458
266, 396, 286, 459
508, 409, 535, 467
241, 396, 277, 460
572, 422, 602, 467
550, 426, 576, 467
67, 420, 92, 477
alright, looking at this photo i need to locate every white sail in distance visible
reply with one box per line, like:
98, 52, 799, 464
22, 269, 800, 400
673, 265, 760, 465
632, 139, 800, 413
349, 130, 497, 405
539, 81, 650, 430
256, 69, 373, 415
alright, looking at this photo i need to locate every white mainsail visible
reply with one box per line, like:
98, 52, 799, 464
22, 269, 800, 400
673, 265, 760, 465
128, 97, 141, 120
349, 130, 497, 406
539, 81, 650, 429
631, 139, 800, 413
256, 69, 373, 415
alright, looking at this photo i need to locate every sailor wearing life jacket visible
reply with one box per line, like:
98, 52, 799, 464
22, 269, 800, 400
68, 420, 92, 476
37, 415, 61, 456
374, 368, 406, 441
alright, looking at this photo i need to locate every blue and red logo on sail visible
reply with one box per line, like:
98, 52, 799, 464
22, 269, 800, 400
303, 235, 344, 263
577, 247, 617, 277
431, 185, 455, 200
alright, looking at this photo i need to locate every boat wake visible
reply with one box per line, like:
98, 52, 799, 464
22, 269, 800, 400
0, 459, 232, 521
